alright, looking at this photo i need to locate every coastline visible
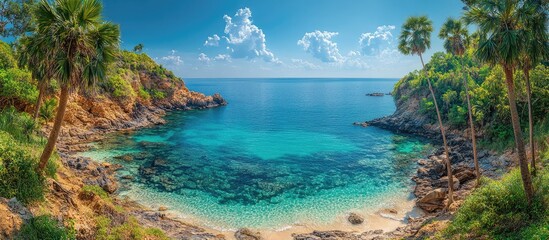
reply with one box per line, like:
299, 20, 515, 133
50, 89, 515, 239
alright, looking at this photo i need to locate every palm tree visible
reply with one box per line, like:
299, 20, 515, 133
519, 0, 548, 175
399, 16, 455, 205
34, 0, 119, 173
18, 34, 55, 120
133, 43, 144, 53
439, 18, 481, 187
464, 0, 536, 204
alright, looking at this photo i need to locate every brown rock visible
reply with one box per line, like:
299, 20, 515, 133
417, 188, 447, 212
347, 212, 364, 225
455, 169, 476, 183
235, 228, 262, 240
158, 206, 168, 211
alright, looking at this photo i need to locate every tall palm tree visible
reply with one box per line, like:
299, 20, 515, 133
399, 16, 455, 205
34, 0, 119, 173
18, 34, 55, 120
519, 0, 548, 175
439, 18, 481, 187
464, 0, 536, 204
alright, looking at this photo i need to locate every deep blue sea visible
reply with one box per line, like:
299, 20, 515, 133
81, 78, 432, 231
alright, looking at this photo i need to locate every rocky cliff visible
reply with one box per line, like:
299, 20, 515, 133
43, 51, 226, 152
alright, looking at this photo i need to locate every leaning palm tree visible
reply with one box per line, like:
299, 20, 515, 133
439, 18, 481, 187
464, 0, 536, 204
519, 0, 548, 175
18, 34, 55, 120
399, 16, 455, 205
35, 0, 119, 173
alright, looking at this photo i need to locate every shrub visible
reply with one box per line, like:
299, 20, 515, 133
0, 41, 16, 69
0, 68, 38, 106
150, 89, 166, 99
82, 185, 109, 200
137, 87, 150, 100
40, 98, 57, 122
95, 216, 168, 240
17, 215, 75, 240
0, 131, 45, 204
0, 107, 37, 143
443, 168, 549, 239
104, 72, 135, 99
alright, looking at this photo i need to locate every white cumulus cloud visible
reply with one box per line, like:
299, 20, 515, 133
202, 8, 280, 63
359, 25, 396, 56
198, 53, 211, 63
204, 34, 221, 47
297, 31, 343, 63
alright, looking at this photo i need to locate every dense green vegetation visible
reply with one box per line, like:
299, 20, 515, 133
17, 215, 76, 240
394, 51, 549, 150
441, 166, 549, 239
0, 108, 56, 204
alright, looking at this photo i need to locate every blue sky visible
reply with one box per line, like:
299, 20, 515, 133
102, 0, 466, 78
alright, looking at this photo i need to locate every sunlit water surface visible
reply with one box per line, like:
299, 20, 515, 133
81, 78, 432, 231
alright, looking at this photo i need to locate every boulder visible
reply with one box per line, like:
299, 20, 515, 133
433, 176, 460, 190
347, 212, 364, 225
235, 228, 262, 240
455, 169, 476, 183
417, 188, 447, 212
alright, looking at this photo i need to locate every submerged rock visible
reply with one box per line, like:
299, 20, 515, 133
235, 228, 262, 240
365, 92, 385, 97
347, 212, 364, 225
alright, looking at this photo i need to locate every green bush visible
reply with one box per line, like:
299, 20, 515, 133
104, 72, 135, 99
150, 89, 166, 99
0, 107, 37, 143
137, 87, 150, 100
0, 41, 16, 69
0, 131, 44, 204
95, 216, 168, 240
82, 185, 109, 200
40, 98, 57, 122
0, 68, 38, 106
443, 168, 549, 239
17, 215, 76, 240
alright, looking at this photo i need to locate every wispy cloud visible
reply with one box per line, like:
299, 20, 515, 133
159, 50, 183, 66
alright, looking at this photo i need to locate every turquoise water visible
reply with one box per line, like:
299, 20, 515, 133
81, 78, 432, 231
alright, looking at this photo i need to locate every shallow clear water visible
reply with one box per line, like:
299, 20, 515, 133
81, 78, 432, 231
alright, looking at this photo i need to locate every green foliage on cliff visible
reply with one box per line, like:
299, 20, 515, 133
393, 51, 549, 149
17, 215, 76, 240
95, 216, 168, 240
441, 168, 549, 239
0, 41, 16, 69
0, 108, 57, 204
0, 68, 38, 105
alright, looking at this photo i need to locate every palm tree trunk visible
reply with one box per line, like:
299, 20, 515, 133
524, 68, 536, 175
37, 85, 70, 173
420, 53, 454, 205
503, 66, 534, 205
33, 81, 46, 120
462, 59, 480, 187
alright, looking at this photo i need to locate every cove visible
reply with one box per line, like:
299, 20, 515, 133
80, 78, 433, 231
